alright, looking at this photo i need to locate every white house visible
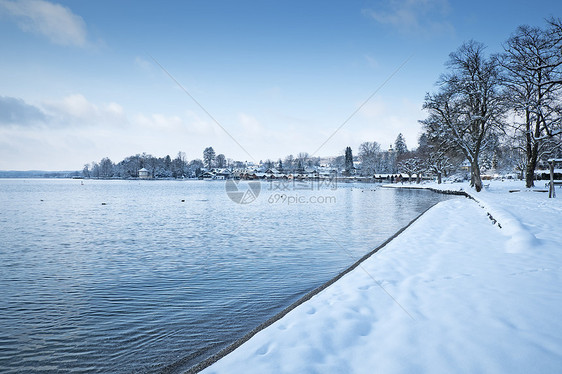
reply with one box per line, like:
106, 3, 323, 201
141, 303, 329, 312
138, 168, 150, 179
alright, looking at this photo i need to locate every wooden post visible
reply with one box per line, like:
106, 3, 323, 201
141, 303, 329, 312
549, 161, 556, 198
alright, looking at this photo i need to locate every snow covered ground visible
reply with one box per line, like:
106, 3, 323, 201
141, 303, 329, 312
200, 180, 562, 374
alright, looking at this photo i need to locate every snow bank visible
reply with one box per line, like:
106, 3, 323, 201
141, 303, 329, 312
200, 180, 562, 374
405, 181, 542, 254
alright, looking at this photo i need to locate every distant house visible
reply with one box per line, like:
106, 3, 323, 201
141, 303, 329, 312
201, 171, 215, 179
215, 169, 232, 179
138, 168, 150, 179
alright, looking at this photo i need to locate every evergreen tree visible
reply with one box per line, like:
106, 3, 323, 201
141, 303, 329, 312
203, 147, 215, 169
394, 133, 408, 155
344, 146, 354, 173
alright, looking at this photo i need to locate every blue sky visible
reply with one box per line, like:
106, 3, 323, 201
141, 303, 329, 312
0, 0, 560, 170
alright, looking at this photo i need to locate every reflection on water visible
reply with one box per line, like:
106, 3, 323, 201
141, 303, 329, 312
0, 179, 452, 373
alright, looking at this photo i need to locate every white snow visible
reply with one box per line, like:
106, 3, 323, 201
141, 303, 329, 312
201, 180, 562, 374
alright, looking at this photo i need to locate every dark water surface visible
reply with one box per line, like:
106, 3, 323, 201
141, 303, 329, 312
0, 179, 452, 373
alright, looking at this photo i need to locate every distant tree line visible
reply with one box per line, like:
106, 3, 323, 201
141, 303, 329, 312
85, 19, 562, 188
83, 152, 205, 179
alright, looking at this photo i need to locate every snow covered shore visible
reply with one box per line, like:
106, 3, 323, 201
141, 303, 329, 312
200, 181, 562, 374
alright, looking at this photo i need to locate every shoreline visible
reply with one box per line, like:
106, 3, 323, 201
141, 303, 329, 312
179, 187, 466, 374
195, 180, 562, 373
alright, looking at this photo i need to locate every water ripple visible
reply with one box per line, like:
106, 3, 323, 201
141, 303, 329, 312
0, 179, 452, 373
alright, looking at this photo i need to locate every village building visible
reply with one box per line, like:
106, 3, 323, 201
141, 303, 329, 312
138, 168, 150, 179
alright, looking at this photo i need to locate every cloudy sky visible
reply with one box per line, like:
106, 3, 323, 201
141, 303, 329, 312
0, 0, 560, 170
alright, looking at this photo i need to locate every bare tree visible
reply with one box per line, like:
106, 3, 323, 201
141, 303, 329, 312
284, 154, 295, 173
358, 141, 381, 176
333, 155, 345, 173
215, 154, 226, 168
296, 152, 310, 167
82, 164, 90, 178
173, 151, 187, 178
188, 159, 204, 177
500, 20, 562, 187
422, 41, 505, 192
99, 157, 114, 179
426, 150, 452, 184
397, 156, 423, 183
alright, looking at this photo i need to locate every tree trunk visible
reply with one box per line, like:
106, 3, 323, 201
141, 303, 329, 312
525, 113, 541, 188
525, 142, 539, 188
549, 161, 556, 198
437, 172, 442, 184
471, 161, 483, 192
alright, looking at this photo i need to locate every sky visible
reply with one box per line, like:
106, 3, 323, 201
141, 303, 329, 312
0, 0, 561, 170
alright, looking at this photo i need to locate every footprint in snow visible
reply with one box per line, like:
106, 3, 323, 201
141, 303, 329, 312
256, 344, 270, 355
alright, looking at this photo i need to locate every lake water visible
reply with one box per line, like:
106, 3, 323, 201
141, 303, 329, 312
0, 179, 453, 373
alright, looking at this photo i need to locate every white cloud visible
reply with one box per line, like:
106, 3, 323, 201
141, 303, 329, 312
43, 94, 126, 126
0, 0, 87, 46
0, 92, 426, 170
134, 113, 184, 132
107, 102, 123, 116
363, 0, 453, 37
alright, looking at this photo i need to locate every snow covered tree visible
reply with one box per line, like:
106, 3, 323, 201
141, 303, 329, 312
296, 152, 310, 169
381, 148, 397, 173
91, 162, 100, 178
99, 157, 114, 179
500, 20, 562, 187
284, 154, 295, 173
427, 151, 453, 184
397, 156, 423, 183
333, 155, 345, 172
215, 154, 226, 168
203, 147, 215, 169
188, 159, 204, 178
344, 146, 354, 174
422, 41, 505, 192
164, 155, 172, 172
173, 151, 187, 178
358, 141, 381, 176
394, 133, 408, 155
142, 153, 158, 178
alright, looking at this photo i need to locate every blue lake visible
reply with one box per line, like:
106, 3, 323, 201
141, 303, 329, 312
0, 179, 452, 373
